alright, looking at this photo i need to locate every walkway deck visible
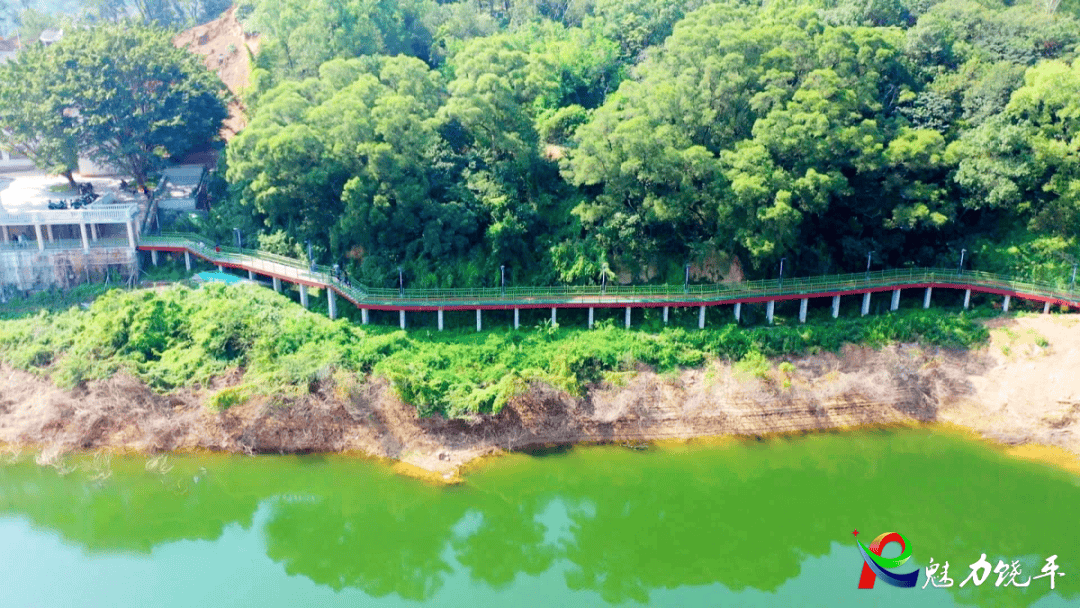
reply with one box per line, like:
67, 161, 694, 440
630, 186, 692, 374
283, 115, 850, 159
139, 233, 1080, 317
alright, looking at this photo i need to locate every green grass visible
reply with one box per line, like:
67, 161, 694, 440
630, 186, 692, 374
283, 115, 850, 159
0, 284, 991, 418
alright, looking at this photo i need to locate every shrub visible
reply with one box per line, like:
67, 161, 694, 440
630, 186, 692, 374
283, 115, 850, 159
0, 285, 992, 419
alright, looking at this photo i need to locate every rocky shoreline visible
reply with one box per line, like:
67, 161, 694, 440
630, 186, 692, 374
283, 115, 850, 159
2, 316, 1078, 479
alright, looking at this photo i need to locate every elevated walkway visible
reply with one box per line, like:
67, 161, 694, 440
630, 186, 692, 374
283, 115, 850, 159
139, 233, 1080, 327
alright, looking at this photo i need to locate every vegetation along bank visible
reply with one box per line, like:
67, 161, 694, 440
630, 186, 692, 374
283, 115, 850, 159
2, 283, 1077, 476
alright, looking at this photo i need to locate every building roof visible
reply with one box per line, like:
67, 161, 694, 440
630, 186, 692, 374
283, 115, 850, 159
160, 165, 206, 187
155, 165, 207, 200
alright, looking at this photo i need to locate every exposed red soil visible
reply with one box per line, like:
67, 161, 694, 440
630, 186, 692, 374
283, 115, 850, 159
173, 6, 259, 140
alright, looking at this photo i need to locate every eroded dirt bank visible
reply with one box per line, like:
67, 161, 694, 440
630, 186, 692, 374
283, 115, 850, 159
2, 316, 1078, 477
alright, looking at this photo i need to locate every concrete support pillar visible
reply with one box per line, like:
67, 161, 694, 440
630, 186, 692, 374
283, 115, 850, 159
799, 298, 808, 323
861, 292, 871, 317
923, 287, 933, 309
766, 300, 775, 324
663, 306, 669, 324
126, 221, 136, 249
734, 302, 742, 322
438, 309, 444, 331
248, 270, 255, 281
588, 307, 594, 329
184, 251, 191, 272
79, 223, 89, 252
328, 290, 337, 320
1, 225, 7, 244
362, 308, 370, 325
963, 289, 971, 310
34, 223, 44, 251
273, 277, 281, 293
299, 285, 309, 308
1003, 295, 1011, 313
551, 308, 557, 326
217, 265, 223, 272
891, 289, 901, 311
151, 249, 158, 265
399, 310, 405, 329
699, 305, 706, 329
1043, 301, 1051, 314
46, 224, 54, 242
625, 306, 631, 329
514, 308, 520, 329
831, 295, 840, 318
90, 224, 98, 242
476, 309, 482, 332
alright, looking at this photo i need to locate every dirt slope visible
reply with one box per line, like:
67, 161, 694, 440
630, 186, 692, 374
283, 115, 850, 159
173, 6, 260, 139
3, 316, 1078, 479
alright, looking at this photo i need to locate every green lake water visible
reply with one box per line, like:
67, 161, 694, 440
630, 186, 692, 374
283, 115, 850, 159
1, 428, 1077, 607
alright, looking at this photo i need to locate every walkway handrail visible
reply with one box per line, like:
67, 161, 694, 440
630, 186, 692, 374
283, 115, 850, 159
139, 233, 1080, 310
0, 204, 139, 226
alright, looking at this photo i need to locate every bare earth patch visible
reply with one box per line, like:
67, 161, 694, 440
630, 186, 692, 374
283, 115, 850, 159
2, 316, 1078, 479
173, 6, 259, 139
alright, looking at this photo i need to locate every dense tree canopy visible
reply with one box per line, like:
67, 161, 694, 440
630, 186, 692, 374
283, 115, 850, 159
0, 23, 229, 187
0, 42, 79, 185
212, 0, 1080, 286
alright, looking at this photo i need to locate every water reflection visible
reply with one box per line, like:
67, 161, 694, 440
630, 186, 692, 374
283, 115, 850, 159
0, 429, 1077, 607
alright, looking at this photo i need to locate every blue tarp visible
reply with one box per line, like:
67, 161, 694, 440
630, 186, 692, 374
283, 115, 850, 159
194, 271, 242, 285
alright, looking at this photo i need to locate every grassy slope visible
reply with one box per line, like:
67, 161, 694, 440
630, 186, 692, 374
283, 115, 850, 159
0, 284, 990, 418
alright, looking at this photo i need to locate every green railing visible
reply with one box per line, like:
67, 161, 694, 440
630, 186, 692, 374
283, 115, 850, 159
140, 233, 1080, 309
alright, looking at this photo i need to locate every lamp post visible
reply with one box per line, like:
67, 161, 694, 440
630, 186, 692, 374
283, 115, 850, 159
684, 264, 690, 294
601, 264, 607, 295
1072, 263, 1077, 291
500, 264, 506, 296
778, 257, 786, 288
306, 240, 314, 272
233, 228, 241, 251
865, 251, 874, 282
958, 248, 966, 276
398, 266, 404, 296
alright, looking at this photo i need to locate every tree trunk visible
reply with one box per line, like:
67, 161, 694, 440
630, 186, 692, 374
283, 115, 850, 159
62, 170, 76, 189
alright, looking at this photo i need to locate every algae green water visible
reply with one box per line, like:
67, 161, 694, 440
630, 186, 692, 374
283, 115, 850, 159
0, 429, 1077, 607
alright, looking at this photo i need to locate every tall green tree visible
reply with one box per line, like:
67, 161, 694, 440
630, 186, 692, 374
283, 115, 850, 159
952, 59, 1080, 234
0, 42, 79, 185
47, 23, 229, 187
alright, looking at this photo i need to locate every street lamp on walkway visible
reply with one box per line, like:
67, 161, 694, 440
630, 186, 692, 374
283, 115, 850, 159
866, 251, 874, 281
958, 248, 966, 276
779, 257, 786, 288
